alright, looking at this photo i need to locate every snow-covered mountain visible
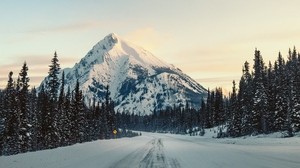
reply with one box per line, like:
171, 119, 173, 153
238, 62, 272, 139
40, 33, 207, 115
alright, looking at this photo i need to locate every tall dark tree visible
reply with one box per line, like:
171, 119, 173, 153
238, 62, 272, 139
18, 62, 31, 153
274, 53, 288, 131
48, 51, 61, 101
252, 49, 268, 134
213, 88, 224, 126
0, 89, 4, 155
70, 80, 86, 143
288, 47, 300, 132
265, 62, 276, 132
57, 71, 68, 146
228, 81, 241, 137
46, 51, 61, 148
205, 89, 212, 128
37, 85, 53, 149
3, 72, 19, 155
238, 61, 253, 135
29, 87, 38, 151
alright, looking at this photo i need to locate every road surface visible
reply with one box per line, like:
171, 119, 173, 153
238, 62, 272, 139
1, 132, 300, 168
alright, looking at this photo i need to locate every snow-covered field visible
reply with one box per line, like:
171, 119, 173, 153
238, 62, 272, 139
1, 132, 300, 168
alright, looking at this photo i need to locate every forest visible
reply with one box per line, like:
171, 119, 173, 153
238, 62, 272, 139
0, 47, 300, 156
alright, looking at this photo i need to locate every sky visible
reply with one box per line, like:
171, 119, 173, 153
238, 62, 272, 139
1, 0, 300, 92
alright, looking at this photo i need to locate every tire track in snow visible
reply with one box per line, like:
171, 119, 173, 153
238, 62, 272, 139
110, 138, 180, 168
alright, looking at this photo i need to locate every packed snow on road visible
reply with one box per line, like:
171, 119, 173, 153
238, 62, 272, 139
1, 131, 300, 168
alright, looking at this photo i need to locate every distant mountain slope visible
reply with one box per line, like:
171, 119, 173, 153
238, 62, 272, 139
40, 33, 207, 115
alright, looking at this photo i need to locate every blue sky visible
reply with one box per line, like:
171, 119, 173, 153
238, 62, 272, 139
1, 0, 300, 92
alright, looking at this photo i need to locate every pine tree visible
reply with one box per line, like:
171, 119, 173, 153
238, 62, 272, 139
239, 61, 254, 135
287, 47, 300, 132
228, 81, 241, 137
205, 89, 212, 128
0, 90, 4, 155
105, 85, 112, 138
18, 62, 31, 153
213, 88, 224, 126
199, 98, 206, 129
70, 80, 86, 143
3, 72, 19, 155
37, 85, 51, 149
265, 62, 276, 132
252, 49, 268, 134
45, 51, 61, 148
63, 87, 72, 145
28, 87, 38, 151
274, 53, 288, 131
57, 71, 68, 146
48, 51, 61, 101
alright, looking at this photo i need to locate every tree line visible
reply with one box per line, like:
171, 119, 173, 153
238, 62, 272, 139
115, 47, 300, 138
1, 47, 300, 155
0, 52, 137, 156
225, 48, 300, 137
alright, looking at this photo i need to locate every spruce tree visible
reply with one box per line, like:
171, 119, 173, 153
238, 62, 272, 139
63, 87, 72, 145
0, 90, 4, 155
228, 81, 241, 137
37, 85, 51, 149
57, 71, 68, 146
48, 51, 61, 101
3, 72, 19, 155
29, 87, 38, 151
46, 51, 61, 148
266, 62, 276, 132
290, 53, 300, 132
238, 61, 254, 135
274, 53, 288, 131
205, 89, 212, 128
18, 62, 31, 153
252, 49, 268, 134
70, 80, 86, 143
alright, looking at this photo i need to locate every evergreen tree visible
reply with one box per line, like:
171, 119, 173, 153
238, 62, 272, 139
228, 81, 241, 137
203, 89, 210, 128
213, 88, 224, 126
70, 80, 86, 143
63, 87, 72, 145
45, 52, 61, 148
0, 90, 4, 155
37, 85, 53, 149
3, 72, 19, 155
238, 61, 253, 135
252, 49, 268, 134
18, 62, 31, 153
274, 53, 288, 131
28, 87, 38, 151
265, 62, 276, 132
57, 71, 68, 146
48, 51, 61, 101
289, 47, 300, 132
199, 98, 206, 129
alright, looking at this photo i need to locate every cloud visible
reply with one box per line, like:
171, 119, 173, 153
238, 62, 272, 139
124, 28, 173, 52
195, 76, 241, 95
0, 54, 77, 89
0, 76, 45, 89
29, 21, 103, 34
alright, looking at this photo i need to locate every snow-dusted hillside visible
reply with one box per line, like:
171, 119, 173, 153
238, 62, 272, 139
40, 33, 206, 114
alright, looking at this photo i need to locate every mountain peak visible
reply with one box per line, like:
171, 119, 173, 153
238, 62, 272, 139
40, 33, 207, 115
105, 33, 119, 44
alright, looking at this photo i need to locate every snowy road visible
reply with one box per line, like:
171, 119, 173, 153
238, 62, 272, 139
1, 132, 300, 168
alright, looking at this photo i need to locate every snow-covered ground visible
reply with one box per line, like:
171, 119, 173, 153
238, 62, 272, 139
1, 132, 300, 168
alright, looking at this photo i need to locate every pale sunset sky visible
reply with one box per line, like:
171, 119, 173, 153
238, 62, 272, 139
1, 0, 300, 92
